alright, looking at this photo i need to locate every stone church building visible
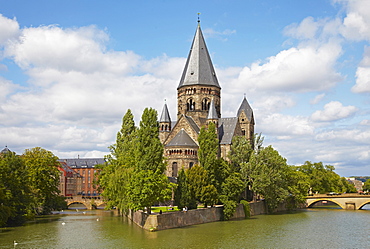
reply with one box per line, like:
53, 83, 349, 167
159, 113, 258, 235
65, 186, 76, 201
159, 22, 254, 178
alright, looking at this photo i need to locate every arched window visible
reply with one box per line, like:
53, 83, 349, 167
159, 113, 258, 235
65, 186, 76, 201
187, 99, 195, 111
189, 162, 194, 169
172, 162, 178, 177
202, 98, 210, 111
242, 130, 246, 136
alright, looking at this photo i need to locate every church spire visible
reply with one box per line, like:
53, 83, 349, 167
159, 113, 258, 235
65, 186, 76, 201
207, 99, 218, 120
160, 102, 171, 123
178, 23, 220, 89
237, 96, 253, 122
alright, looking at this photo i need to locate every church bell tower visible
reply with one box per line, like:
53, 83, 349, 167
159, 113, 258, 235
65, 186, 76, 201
177, 21, 221, 125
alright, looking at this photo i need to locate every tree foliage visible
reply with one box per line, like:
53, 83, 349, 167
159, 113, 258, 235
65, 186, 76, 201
198, 122, 219, 186
0, 152, 32, 226
228, 136, 253, 172
296, 161, 356, 194
0, 147, 64, 227
97, 108, 171, 214
363, 179, 370, 192
97, 110, 136, 211
175, 169, 196, 210
242, 145, 290, 212
23, 147, 62, 215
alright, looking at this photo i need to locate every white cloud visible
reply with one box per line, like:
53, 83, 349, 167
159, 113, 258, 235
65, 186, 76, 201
203, 28, 236, 41
284, 16, 320, 40
315, 128, 370, 145
337, 0, 370, 41
235, 42, 343, 93
360, 119, 370, 125
0, 14, 19, 46
259, 113, 314, 137
0, 77, 19, 103
352, 46, 370, 93
310, 93, 326, 105
311, 101, 358, 122
253, 95, 295, 114
4, 25, 139, 75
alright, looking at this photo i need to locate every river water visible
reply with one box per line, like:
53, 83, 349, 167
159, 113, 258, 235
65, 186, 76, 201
1, 205, 369, 248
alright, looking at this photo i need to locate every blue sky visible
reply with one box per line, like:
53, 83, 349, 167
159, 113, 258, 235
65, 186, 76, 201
0, 0, 369, 176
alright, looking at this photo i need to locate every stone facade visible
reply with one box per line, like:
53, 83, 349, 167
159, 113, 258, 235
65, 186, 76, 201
159, 23, 255, 177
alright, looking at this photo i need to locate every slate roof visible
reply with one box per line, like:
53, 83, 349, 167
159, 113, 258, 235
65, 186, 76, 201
166, 129, 198, 147
160, 103, 171, 123
1, 146, 11, 154
207, 99, 218, 119
218, 117, 239, 144
178, 24, 220, 89
58, 158, 106, 168
237, 97, 254, 121
185, 116, 200, 134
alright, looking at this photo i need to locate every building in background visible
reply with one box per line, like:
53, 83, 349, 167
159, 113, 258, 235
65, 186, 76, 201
58, 158, 105, 196
58, 162, 82, 196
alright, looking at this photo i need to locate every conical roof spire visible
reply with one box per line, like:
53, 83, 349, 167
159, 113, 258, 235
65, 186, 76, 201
207, 99, 218, 119
160, 102, 171, 123
1, 146, 11, 154
178, 24, 220, 89
237, 96, 253, 121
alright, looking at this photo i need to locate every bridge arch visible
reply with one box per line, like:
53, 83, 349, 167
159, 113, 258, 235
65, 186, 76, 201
67, 201, 88, 209
306, 199, 345, 209
358, 200, 370, 210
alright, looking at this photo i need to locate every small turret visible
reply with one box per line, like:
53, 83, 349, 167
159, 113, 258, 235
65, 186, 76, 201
1, 146, 11, 155
207, 99, 219, 127
159, 102, 172, 143
237, 96, 254, 141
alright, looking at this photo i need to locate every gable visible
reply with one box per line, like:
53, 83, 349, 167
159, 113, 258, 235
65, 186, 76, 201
163, 115, 200, 146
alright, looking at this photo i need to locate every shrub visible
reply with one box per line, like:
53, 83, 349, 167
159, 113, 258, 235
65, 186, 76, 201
240, 200, 251, 218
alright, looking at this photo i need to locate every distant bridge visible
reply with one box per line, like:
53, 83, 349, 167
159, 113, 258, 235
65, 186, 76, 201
65, 196, 106, 210
306, 193, 370, 210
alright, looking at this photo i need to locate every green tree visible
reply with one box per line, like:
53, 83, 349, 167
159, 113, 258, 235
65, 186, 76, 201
175, 169, 196, 210
112, 109, 137, 167
363, 179, 370, 192
128, 170, 171, 213
0, 152, 32, 226
198, 122, 230, 195
135, 108, 166, 173
221, 173, 245, 202
219, 172, 245, 220
285, 167, 310, 209
198, 122, 219, 186
97, 109, 136, 212
200, 184, 218, 208
242, 146, 290, 213
23, 147, 62, 215
228, 136, 253, 172
130, 108, 171, 213
186, 164, 218, 208
297, 162, 351, 194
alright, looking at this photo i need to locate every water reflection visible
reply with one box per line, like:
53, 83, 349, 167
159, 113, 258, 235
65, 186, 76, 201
1, 208, 369, 248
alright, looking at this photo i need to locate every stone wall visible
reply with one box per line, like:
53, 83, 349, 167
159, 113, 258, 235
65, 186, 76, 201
127, 200, 290, 231
128, 204, 246, 231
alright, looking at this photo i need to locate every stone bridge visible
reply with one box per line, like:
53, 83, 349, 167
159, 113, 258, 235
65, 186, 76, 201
306, 193, 370, 210
65, 196, 106, 210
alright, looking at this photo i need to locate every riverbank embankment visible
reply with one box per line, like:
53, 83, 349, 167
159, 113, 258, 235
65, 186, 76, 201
127, 200, 285, 231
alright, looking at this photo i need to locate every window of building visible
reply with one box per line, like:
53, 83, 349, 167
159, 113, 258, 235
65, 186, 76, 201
172, 162, 178, 177
187, 99, 195, 111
